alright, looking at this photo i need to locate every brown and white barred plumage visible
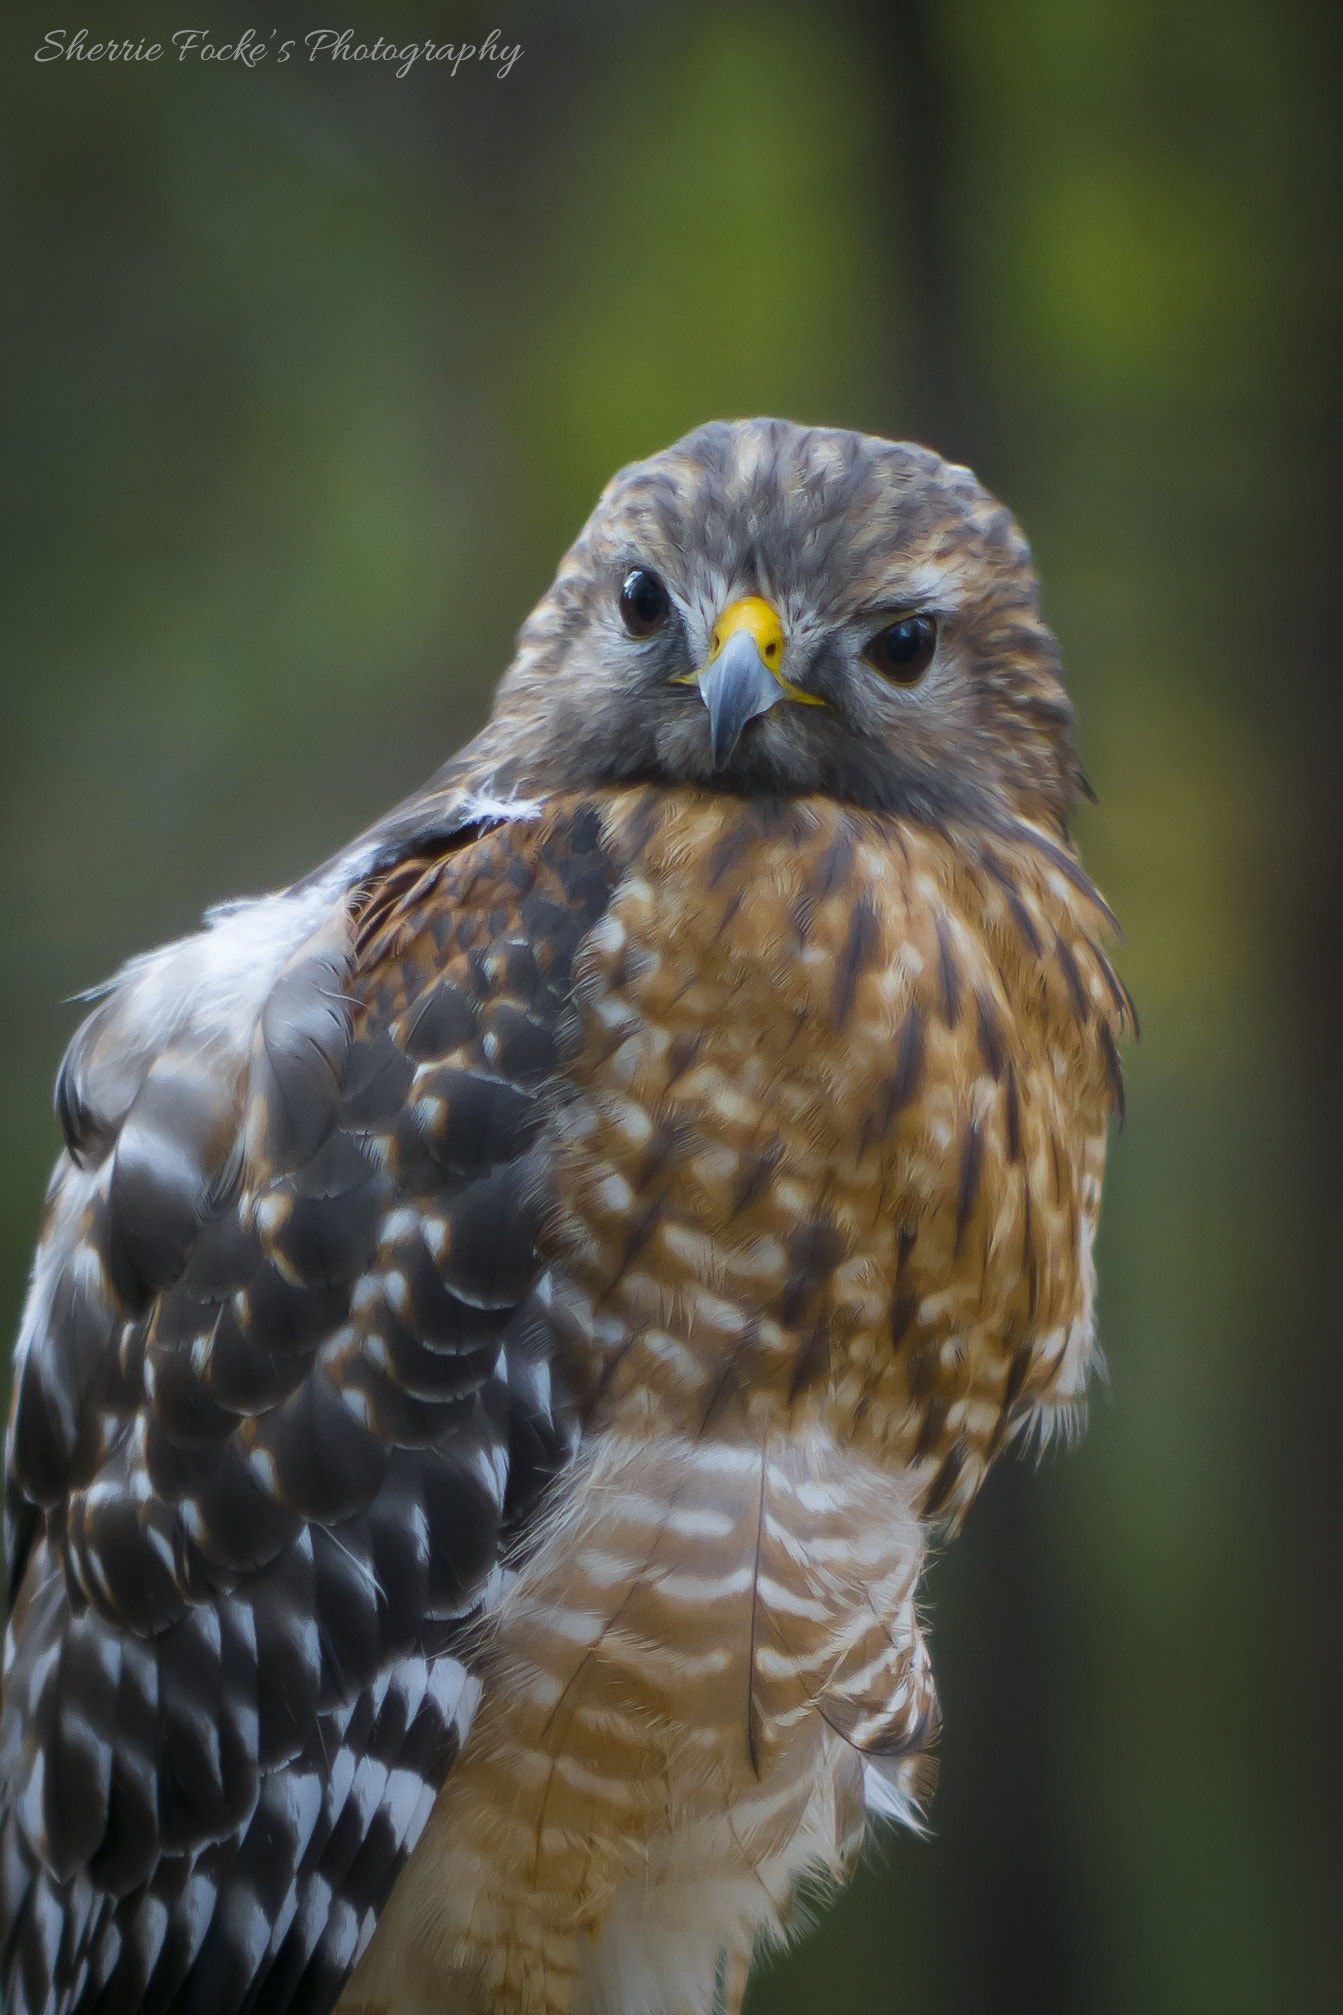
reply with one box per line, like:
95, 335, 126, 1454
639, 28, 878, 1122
1, 420, 1131, 2015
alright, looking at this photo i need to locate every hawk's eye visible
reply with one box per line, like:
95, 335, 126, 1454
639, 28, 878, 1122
619, 568, 671, 638
864, 614, 937, 685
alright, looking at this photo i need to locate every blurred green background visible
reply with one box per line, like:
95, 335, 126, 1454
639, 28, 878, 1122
3, 2, 1339, 2009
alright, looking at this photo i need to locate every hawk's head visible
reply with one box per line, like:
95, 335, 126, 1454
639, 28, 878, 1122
484, 418, 1084, 832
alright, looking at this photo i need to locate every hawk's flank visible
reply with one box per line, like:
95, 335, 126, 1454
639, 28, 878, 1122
0, 419, 1131, 2015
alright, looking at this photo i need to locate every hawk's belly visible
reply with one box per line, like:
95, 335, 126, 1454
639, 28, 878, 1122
340, 1425, 930, 2015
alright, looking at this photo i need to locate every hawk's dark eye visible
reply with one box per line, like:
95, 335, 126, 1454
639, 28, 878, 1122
619, 568, 671, 638
864, 614, 937, 686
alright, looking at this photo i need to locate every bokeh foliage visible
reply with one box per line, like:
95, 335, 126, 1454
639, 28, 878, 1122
2, 2, 1337, 2009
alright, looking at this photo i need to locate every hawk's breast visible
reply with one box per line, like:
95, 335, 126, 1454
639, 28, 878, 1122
549, 785, 1121, 1492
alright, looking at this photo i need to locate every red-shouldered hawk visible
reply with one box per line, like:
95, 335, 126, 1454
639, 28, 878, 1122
0, 419, 1131, 2015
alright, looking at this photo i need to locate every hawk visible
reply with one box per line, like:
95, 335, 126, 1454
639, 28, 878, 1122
0, 419, 1131, 2015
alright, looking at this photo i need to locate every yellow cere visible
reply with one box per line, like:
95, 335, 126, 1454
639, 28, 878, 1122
707, 596, 826, 706
709, 595, 785, 667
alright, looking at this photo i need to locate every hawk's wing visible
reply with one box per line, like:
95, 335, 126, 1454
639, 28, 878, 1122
0, 792, 621, 2015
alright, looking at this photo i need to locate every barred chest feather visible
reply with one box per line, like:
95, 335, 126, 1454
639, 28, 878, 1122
341, 788, 1124, 2015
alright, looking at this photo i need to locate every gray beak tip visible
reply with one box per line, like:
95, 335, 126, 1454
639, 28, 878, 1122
697, 630, 782, 770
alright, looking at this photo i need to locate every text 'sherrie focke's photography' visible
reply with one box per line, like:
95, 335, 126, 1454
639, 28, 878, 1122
34, 26, 524, 77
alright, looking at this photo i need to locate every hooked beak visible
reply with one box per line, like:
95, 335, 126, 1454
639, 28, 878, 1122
673, 595, 823, 769
698, 629, 783, 769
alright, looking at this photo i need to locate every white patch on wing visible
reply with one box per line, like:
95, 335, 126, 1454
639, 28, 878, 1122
451, 790, 545, 827
82, 866, 355, 1075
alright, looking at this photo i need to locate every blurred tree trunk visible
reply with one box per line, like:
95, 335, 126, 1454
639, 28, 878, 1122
1281, 1, 1343, 1973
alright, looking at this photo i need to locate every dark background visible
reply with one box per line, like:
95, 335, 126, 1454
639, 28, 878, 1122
3, 3, 1339, 2008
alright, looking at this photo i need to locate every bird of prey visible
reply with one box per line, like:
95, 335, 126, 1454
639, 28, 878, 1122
0, 418, 1131, 2015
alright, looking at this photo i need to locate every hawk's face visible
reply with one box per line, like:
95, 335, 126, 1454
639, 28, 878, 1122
493, 418, 1083, 832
